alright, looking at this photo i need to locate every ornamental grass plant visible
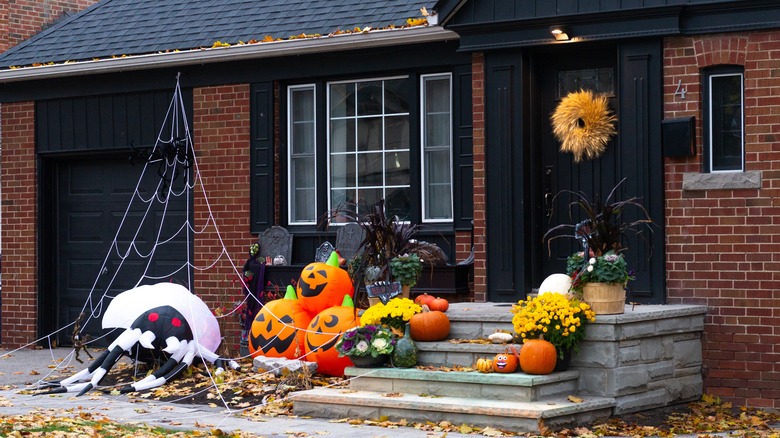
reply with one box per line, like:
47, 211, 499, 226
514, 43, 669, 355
511, 292, 596, 358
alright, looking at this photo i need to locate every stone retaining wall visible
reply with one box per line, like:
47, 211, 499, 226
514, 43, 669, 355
573, 305, 708, 414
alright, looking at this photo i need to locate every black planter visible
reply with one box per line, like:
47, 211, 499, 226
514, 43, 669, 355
348, 354, 388, 368
554, 348, 572, 372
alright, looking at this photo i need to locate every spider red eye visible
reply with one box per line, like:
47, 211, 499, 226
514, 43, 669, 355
171, 317, 182, 327
148, 313, 159, 322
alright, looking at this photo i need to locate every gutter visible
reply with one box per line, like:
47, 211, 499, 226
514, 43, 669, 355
0, 26, 458, 83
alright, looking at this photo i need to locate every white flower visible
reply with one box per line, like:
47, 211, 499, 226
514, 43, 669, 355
355, 340, 369, 353
587, 265, 594, 272
371, 338, 389, 350
588, 257, 596, 265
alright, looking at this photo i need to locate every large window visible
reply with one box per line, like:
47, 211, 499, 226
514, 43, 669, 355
705, 67, 744, 172
421, 74, 453, 221
288, 85, 317, 224
328, 77, 411, 219
285, 74, 455, 226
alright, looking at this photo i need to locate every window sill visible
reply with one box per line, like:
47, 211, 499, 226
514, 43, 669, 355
682, 171, 761, 191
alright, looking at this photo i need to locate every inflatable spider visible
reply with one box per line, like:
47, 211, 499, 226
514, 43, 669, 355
39, 282, 239, 396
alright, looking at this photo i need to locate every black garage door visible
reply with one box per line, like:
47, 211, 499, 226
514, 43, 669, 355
54, 154, 192, 346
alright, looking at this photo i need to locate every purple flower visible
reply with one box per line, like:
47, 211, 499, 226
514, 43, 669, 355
340, 340, 354, 352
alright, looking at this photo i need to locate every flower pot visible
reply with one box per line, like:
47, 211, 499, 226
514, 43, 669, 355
348, 354, 388, 368
582, 282, 626, 314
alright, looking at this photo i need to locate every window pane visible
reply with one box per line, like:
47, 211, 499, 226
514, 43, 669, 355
385, 78, 410, 114
385, 151, 410, 185
422, 75, 453, 221
330, 153, 355, 188
386, 116, 409, 150
330, 83, 354, 117
357, 117, 382, 151
357, 81, 382, 116
358, 152, 383, 186
330, 119, 355, 153
557, 67, 614, 98
710, 74, 743, 171
289, 86, 316, 223
385, 187, 411, 220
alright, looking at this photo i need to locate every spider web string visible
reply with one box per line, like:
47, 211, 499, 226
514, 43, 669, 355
7, 74, 361, 421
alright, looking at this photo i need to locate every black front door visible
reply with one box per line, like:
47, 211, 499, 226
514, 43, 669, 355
533, 45, 621, 279
530, 42, 665, 304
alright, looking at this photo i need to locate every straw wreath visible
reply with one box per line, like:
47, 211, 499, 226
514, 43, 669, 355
551, 89, 617, 162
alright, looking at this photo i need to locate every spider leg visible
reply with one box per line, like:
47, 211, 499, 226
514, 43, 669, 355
73, 328, 143, 396
194, 343, 240, 373
121, 340, 196, 393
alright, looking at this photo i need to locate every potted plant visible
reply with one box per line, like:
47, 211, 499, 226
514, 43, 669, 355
335, 324, 396, 368
358, 297, 422, 332
389, 253, 423, 296
511, 292, 596, 371
543, 178, 655, 314
331, 199, 446, 306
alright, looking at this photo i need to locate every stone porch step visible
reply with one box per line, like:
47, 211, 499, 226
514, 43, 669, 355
292, 387, 616, 433
344, 367, 579, 402
416, 340, 518, 367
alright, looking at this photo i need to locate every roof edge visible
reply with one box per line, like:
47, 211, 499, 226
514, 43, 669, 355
0, 26, 458, 84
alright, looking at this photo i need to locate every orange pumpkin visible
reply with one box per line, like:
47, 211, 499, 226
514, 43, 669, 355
428, 297, 449, 312
492, 349, 519, 373
304, 295, 360, 376
297, 252, 354, 317
409, 305, 450, 341
414, 293, 435, 307
249, 285, 311, 359
519, 339, 557, 375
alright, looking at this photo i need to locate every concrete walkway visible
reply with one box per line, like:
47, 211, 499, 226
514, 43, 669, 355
0, 347, 474, 437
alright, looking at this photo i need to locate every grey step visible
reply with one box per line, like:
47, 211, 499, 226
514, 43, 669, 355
344, 366, 579, 402
445, 302, 516, 339
416, 340, 521, 367
292, 388, 616, 433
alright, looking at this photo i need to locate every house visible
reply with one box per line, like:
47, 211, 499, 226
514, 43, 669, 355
0, 0, 778, 409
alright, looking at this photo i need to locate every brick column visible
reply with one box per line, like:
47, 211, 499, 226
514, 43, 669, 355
471, 52, 487, 302
1, 102, 38, 348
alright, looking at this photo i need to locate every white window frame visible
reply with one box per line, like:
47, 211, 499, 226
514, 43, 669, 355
707, 71, 744, 173
420, 73, 454, 223
287, 84, 317, 225
326, 75, 411, 219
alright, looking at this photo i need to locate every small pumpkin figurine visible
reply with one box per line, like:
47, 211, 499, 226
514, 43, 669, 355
297, 251, 354, 318
475, 357, 493, 373
519, 338, 557, 375
304, 294, 360, 376
492, 346, 520, 373
248, 285, 311, 359
409, 305, 450, 342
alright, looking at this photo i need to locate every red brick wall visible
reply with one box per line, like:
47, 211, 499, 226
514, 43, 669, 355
192, 84, 254, 356
0, 0, 98, 53
471, 52, 487, 303
664, 32, 780, 408
0, 102, 38, 347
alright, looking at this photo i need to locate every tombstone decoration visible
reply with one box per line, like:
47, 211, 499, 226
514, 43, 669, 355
335, 223, 365, 262
366, 281, 403, 304
258, 226, 293, 264
314, 241, 336, 263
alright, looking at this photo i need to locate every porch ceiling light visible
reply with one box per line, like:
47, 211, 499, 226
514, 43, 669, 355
550, 25, 570, 41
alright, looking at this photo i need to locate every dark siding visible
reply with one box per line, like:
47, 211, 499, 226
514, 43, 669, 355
250, 81, 275, 233
36, 89, 189, 153
453, 65, 473, 231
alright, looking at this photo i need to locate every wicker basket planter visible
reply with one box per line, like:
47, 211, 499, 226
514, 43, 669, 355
582, 282, 626, 315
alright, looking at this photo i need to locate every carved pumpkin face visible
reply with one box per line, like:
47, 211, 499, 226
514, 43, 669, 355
296, 252, 353, 317
492, 352, 518, 373
304, 295, 360, 376
249, 286, 311, 359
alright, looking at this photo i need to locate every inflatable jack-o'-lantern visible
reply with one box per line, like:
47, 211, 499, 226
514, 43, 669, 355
249, 285, 311, 359
297, 251, 354, 317
304, 295, 360, 376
